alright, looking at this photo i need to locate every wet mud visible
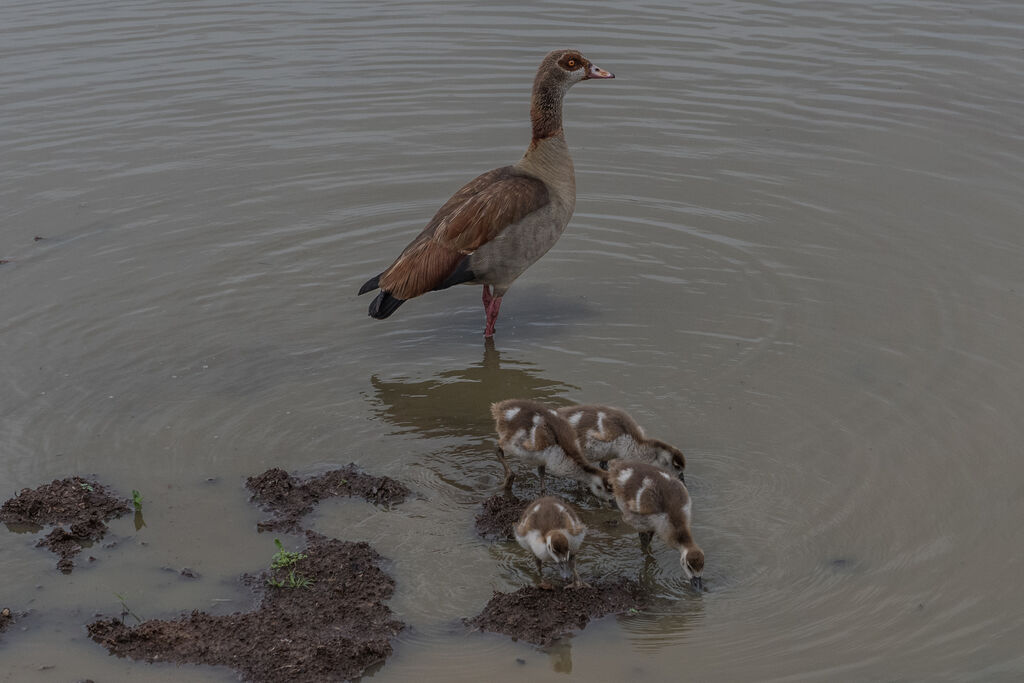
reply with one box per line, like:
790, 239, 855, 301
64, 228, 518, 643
466, 579, 647, 647
0, 476, 131, 573
4, 468, 648, 671
475, 493, 528, 541
88, 530, 403, 683
246, 464, 410, 532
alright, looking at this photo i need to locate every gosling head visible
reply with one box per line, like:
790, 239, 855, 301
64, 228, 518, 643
546, 531, 574, 580
587, 471, 616, 504
651, 440, 686, 482
681, 546, 705, 592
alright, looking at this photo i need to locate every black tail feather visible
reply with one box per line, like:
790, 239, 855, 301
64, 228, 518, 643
435, 257, 476, 291
358, 274, 381, 295
368, 291, 406, 319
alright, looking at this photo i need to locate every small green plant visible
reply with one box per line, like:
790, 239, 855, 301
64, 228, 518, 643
267, 568, 314, 590
267, 539, 313, 589
627, 607, 641, 616
270, 538, 306, 570
114, 592, 142, 625
79, 482, 95, 492
131, 489, 143, 512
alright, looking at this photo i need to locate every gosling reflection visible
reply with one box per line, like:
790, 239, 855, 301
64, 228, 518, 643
619, 596, 705, 654
368, 339, 578, 440
548, 640, 573, 673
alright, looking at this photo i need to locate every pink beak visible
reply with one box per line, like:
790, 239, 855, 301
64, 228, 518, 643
585, 63, 615, 79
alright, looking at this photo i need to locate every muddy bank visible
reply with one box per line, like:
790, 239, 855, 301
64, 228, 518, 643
88, 531, 403, 682
0, 477, 131, 573
246, 464, 410, 532
0, 607, 13, 635
467, 579, 647, 647
475, 493, 528, 541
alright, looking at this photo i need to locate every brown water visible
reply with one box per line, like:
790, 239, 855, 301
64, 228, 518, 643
2, 1, 1023, 680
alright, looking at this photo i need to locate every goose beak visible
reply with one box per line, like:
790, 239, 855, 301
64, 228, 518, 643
585, 64, 614, 80
690, 576, 704, 592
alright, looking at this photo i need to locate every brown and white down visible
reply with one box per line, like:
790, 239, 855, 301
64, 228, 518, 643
358, 49, 614, 337
515, 496, 588, 589
608, 460, 705, 591
491, 398, 614, 503
555, 404, 687, 481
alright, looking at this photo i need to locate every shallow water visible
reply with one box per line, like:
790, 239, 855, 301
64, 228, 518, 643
2, 0, 1024, 680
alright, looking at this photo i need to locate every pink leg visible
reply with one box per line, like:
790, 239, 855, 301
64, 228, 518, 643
484, 294, 503, 337
482, 285, 493, 309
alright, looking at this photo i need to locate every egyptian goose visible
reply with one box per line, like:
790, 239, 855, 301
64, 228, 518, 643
514, 496, 588, 589
608, 460, 705, 591
491, 398, 614, 503
556, 404, 686, 481
358, 49, 614, 337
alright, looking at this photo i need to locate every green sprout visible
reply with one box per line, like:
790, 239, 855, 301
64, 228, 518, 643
267, 539, 313, 589
267, 568, 314, 590
131, 490, 143, 512
270, 538, 306, 570
114, 592, 142, 624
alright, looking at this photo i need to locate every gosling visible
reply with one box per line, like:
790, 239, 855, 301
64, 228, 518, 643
491, 398, 614, 503
608, 460, 704, 591
556, 404, 686, 481
514, 496, 588, 589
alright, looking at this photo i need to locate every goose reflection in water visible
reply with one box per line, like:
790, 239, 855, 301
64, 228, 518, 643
367, 340, 578, 440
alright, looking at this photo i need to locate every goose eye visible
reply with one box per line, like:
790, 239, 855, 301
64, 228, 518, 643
567, 59, 576, 68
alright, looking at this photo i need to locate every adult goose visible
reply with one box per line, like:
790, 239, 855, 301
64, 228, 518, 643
358, 49, 614, 337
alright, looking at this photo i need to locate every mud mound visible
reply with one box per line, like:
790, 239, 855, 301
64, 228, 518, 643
466, 579, 646, 647
246, 465, 409, 532
0, 607, 12, 635
474, 493, 528, 541
1, 477, 131, 573
88, 531, 403, 683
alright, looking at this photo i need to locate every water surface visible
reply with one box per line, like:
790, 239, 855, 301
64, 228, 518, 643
2, 1, 1024, 680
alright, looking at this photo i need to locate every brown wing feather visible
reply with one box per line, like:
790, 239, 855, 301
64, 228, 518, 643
520, 497, 584, 536
378, 167, 549, 300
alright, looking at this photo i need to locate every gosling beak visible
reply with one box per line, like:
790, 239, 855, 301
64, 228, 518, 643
585, 63, 614, 80
558, 563, 572, 581
690, 576, 703, 592
678, 472, 686, 484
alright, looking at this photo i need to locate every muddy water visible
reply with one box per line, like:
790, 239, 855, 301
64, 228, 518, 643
2, 0, 1023, 680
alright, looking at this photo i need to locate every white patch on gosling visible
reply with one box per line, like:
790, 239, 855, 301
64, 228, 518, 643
532, 414, 543, 426
635, 477, 653, 510
616, 467, 633, 486
526, 423, 539, 449
568, 411, 583, 426
503, 407, 521, 420
596, 411, 606, 435
660, 471, 671, 481
555, 503, 566, 513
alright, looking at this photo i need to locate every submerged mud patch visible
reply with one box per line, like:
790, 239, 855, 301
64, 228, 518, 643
246, 465, 410, 532
0, 477, 131, 573
466, 579, 647, 647
475, 493, 528, 541
88, 531, 403, 683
